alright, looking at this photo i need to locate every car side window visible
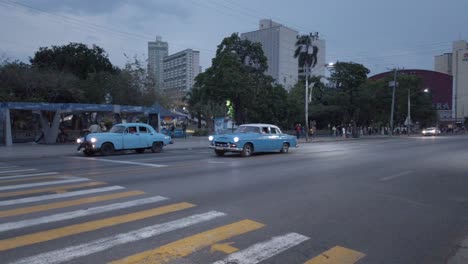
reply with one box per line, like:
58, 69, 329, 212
138, 126, 148, 133
126, 126, 137, 134
261, 127, 270, 134
270, 127, 278, 134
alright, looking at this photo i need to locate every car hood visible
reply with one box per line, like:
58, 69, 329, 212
213, 132, 258, 141
84, 133, 121, 139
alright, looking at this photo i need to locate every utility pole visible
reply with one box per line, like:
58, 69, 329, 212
305, 64, 309, 142
407, 88, 411, 135
389, 68, 397, 136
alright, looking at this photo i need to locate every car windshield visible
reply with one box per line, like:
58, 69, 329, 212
109, 125, 126, 134
235, 126, 261, 133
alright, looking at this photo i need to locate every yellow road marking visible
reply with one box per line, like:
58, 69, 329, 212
0, 181, 105, 198
0, 202, 195, 251
304, 246, 366, 264
109, 219, 265, 264
210, 242, 239, 254
0, 190, 145, 218
0, 176, 59, 184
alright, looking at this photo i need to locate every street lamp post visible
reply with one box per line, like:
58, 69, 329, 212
406, 88, 429, 134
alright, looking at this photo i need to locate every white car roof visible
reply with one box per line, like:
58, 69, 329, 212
240, 124, 279, 128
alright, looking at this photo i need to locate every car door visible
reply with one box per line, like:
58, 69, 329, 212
269, 126, 283, 150
122, 126, 140, 149
137, 125, 151, 148
257, 126, 273, 151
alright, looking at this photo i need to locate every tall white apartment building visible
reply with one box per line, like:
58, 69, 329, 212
148, 36, 168, 90
434, 53, 453, 75
241, 19, 299, 90
163, 49, 200, 103
452, 40, 468, 120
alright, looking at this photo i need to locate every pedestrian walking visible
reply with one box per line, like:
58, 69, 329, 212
295, 124, 301, 139
170, 123, 175, 138
342, 127, 346, 138
332, 126, 337, 137
182, 122, 187, 139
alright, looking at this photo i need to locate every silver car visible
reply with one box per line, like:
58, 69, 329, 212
422, 127, 441, 136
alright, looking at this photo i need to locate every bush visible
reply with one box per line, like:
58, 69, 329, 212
192, 128, 210, 136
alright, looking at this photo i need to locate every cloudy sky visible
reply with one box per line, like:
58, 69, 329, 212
0, 0, 467, 75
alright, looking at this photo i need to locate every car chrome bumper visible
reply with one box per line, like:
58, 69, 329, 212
77, 142, 95, 151
209, 146, 243, 152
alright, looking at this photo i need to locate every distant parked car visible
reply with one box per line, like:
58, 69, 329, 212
76, 123, 172, 156
208, 123, 298, 157
422, 127, 441, 136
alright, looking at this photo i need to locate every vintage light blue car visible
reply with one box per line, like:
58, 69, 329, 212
208, 123, 298, 157
76, 123, 172, 156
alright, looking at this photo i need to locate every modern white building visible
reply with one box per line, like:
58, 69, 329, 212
163, 49, 200, 103
434, 53, 453, 75
298, 38, 326, 79
148, 36, 168, 90
452, 40, 468, 120
241, 19, 299, 90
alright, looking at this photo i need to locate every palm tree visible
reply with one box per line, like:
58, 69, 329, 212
294, 34, 320, 142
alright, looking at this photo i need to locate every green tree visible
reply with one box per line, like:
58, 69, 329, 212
30, 43, 116, 80
189, 33, 278, 126
328, 62, 370, 136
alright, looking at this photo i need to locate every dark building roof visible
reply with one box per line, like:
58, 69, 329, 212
369, 69, 453, 110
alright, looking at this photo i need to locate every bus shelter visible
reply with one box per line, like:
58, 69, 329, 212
0, 102, 181, 146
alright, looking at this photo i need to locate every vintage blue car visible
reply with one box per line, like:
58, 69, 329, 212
208, 123, 298, 157
76, 123, 172, 156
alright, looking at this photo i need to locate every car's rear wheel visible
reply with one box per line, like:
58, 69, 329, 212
215, 150, 225, 157
135, 148, 145, 154
100, 143, 114, 156
280, 142, 289, 153
151, 142, 163, 153
241, 143, 253, 157
83, 150, 94, 156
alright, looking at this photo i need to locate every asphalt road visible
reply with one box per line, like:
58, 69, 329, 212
1, 136, 467, 263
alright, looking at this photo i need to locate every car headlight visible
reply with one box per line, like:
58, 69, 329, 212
208, 136, 214, 141
90, 137, 97, 143
76, 138, 82, 144
233, 137, 239, 143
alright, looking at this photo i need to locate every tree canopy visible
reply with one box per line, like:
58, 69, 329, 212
30, 43, 116, 79
188, 33, 287, 127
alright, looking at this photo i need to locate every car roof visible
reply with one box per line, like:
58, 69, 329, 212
115, 123, 151, 127
240, 123, 278, 128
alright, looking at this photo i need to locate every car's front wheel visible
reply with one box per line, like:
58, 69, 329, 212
241, 143, 253, 157
280, 142, 289, 153
215, 150, 225, 157
100, 143, 114, 156
151, 142, 163, 153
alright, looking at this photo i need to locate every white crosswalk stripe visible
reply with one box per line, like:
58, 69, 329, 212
11, 211, 227, 264
212, 233, 310, 264
0, 172, 59, 180
0, 166, 19, 169
0, 186, 125, 206
0, 169, 37, 174
0, 177, 89, 191
0, 195, 168, 232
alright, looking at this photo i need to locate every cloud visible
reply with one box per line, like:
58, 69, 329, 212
18, 0, 189, 19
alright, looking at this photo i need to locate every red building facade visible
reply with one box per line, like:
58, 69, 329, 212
369, 69, 453, 120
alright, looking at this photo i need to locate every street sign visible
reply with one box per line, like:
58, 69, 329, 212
388, 81, 399, 87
